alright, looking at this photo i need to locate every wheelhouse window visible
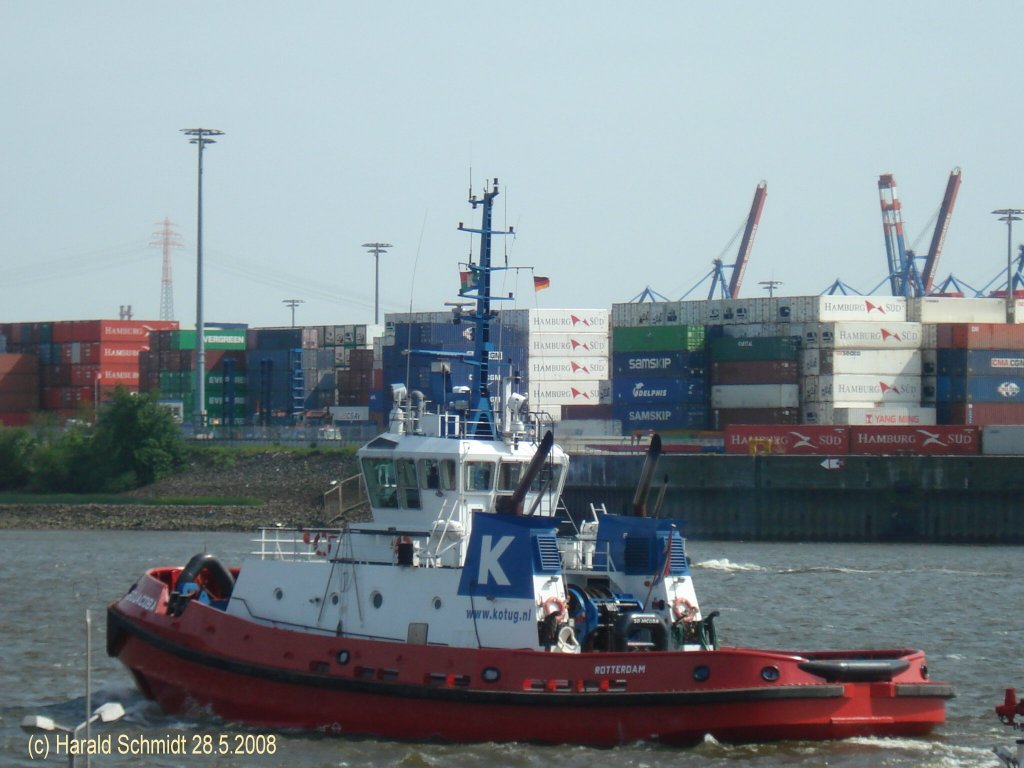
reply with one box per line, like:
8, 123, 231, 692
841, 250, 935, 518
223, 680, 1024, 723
419, 458, 456, 491
529, 461, 564, 494
465, 461, 495, 492
498, 461, 526, 493
396, 459, 420, 509
361, 458, 399, 509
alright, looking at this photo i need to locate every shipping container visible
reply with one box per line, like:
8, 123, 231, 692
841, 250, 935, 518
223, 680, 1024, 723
720, 323, 795, 339
613, 402, 709, 432
936, 375, 1024, 403
502, 308, 610, 333
560, 403, 615, 421
775, 295, 907, 323
802, 374, 923, 403
712, 408, 800, 428
802, 404, 937, 426
937, 402, 1024, 425
799, 322, 924, 349
0, 412, 31, 427
908, 297, 1009, 324
612, 376, 706, 404
528, 333, 610, 357
0, 354, 39, 376
612, 350, 706, 378
527, 356, 611, 381
936, 323, 1024, 349
711, 360, 798, 385
724, 424, 848, 454
709, 336, 800, 363
330, 405, 371, 422
53, 319, 178, 344
611, 325, 704, 353
711, 384, 799, 409
981, 424, 1024, 455
848, 425, 979, 455
937, 349, 1024, 376
801, 349, 922, 376
528, 380, 603, 406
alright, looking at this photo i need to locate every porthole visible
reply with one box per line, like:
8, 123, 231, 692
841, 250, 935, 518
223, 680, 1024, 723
693, 665, 710, 682
273, 588, 284, 601
371, 591, 383, 609
337, 650, 350, 665
330, 593, 340, 605
433, 597, 443, 610
482, 667, 501, 683
761, 665, 780, 682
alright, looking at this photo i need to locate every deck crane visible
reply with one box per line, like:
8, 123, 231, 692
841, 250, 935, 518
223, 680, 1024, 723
702, 181, 768, 299
877, 169, 962, 297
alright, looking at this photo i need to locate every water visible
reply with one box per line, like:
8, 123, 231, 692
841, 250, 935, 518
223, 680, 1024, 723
2, 529, 1021, 767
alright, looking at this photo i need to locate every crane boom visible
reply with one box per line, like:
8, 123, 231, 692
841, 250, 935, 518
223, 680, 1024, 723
921, 167, 962, 294
727, 181, 767, 298
878, 173, 916, 296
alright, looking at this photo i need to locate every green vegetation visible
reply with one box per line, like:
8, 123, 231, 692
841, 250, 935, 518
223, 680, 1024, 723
0, 388, 188, 494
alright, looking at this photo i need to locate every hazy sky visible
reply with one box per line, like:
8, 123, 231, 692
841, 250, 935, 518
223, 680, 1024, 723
2, 2, 1023, 329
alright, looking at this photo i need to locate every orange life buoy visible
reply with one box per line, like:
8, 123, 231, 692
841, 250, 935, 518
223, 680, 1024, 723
543, 596, 567, 621
672, 597, 698, 622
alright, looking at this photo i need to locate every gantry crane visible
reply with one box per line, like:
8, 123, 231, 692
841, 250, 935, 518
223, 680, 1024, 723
877, 168, 961, 297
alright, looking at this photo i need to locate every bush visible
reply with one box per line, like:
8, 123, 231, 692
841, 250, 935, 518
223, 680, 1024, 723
0, 427, 34, 490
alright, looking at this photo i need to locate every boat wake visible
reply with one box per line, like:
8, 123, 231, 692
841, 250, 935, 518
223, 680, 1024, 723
694, 558, 763, 572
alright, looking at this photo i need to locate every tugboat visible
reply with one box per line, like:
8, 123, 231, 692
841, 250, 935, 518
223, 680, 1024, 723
107, 180, 953, 745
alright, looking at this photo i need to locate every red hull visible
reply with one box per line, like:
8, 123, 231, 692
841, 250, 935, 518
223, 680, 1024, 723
107, 570, 952, 746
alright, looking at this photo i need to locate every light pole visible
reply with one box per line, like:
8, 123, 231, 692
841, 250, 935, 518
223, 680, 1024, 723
283, 299, 304, 327
362, 242, 392, 324
181, 128, 224, 430
21, 703, 125, 768
759, 279, 782, 298
993, 209, 1024, 324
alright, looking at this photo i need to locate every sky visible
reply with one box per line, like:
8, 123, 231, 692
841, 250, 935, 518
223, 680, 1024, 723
2, 2, 1023, 330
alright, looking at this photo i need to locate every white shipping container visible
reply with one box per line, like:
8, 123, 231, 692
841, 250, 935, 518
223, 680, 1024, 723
502, 308, 610, 334
803, 405, 937, 426
528, 332, 610, 357
711, 384, 799, 409
800, 349, 922, 376
777, 295, 907, 323
527, 356, 610, 381
802, 374, 923, 403
555, 419, 622, 438
982, 425, 1024, 455
922, 374, 937, 404
705, 298, 778, 325
528, 380, 604, 410
330, 405, 371, 422
908, 297, 1009, 324
799, 322, 924, 350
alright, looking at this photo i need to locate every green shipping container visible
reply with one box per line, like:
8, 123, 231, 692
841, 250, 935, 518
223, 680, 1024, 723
612, 325, 705, 353
709, 336, 801, 362
170, 330, 247, 350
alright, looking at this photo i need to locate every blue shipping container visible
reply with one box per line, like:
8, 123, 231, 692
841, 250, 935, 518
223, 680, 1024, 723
612, 375, 706, 403
612, 350, 707, 378
937, 349, 1024, 377
613, 402, 709, 431
936, 375, 1024, 403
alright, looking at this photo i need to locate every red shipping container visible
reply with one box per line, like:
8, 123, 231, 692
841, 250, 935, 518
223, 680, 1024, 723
0, 392, 39, 410
848, 425, 980, 455
713, 408, 800, 429
0, 353, 39, 375
725, 424, 849, 454
937, 323, 1024, 350
0, 412, 31, 426
712, 360, 799, 385
942, 402, 1024, 425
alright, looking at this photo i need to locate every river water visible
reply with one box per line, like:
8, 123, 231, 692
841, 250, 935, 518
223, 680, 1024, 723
1, 529, 1021, 767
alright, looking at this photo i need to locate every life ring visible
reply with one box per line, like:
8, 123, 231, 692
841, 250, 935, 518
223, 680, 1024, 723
543, 596, 567, 620
672, 597, 698, 622
313, 533, 334, 557
392, 535, 413, 553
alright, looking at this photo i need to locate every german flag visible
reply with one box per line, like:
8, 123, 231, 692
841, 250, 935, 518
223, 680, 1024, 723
533, 276, 551, 292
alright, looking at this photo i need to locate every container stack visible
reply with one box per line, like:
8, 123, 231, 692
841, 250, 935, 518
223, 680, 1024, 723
245, 327, 309, 425
935, 323, 1024, 425
140, 327, 246, 425
709, 335, 800, 428
609, 322, 708, 434
0, 353, 39, 426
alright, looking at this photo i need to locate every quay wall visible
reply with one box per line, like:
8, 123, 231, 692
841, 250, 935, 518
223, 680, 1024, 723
563, 454, 1024, 543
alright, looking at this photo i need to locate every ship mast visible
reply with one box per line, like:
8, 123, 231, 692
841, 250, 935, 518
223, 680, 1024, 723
457, 179, 515, 440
